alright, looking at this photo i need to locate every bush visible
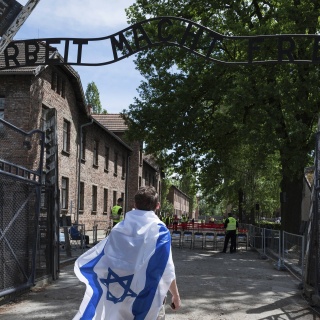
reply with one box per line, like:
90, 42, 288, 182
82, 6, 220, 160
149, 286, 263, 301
256, 221, 281, 230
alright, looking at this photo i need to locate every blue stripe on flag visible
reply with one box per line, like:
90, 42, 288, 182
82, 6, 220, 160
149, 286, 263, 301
79, 249, 105, 320
132, 224, 170, 319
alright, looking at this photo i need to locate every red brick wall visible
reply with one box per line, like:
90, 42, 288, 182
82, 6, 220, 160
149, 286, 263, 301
167, 186, 190, 218
0, 67, 130, 231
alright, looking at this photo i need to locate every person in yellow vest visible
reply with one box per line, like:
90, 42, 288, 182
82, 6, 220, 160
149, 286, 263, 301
111, 198, 123, 227
221, 212, 239, 253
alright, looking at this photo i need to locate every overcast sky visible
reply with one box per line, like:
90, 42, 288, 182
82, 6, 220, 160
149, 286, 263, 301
15, 0, 143, 114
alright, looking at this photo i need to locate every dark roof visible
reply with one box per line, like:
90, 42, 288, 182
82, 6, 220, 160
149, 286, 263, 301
0, 42, 132, 151
91, 117, 132, 152
0, 41, 48, 74
170, 185, 191, 199
0, 41, 90, 115
92, 114, 128, 132
143, 158, 159, 172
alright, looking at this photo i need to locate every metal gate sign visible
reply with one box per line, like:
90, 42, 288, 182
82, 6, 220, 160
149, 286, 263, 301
1, 16, 320, 70
0, 0, 23, 36
0, 0, 40, 55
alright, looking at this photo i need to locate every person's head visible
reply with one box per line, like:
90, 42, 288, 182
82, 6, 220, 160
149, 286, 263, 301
228, 212, 233, 217
117, 198, 123, 205
134, 186, 159, 211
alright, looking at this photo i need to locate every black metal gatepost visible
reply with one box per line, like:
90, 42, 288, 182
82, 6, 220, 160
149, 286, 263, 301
304, 132, 320, 303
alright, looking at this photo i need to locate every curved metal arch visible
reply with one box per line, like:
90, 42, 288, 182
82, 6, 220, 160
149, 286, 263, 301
1, 16, 320, 70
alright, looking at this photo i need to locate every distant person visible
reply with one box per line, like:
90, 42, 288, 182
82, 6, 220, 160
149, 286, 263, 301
181, 215, 187, 231
165, 215, 171, 227
73, 186, 181, 319
173, 214, 178, 231
221, 213, 239, 253
111, 197, 123, 227
69, 224, 90, 248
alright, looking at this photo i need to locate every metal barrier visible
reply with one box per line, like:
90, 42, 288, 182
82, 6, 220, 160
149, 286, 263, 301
265, 229, 281, 261
283, 231, 305, 278
245, 224, 305, 281
250, 226, 265, 255
92, 220, 110, 244
60, 223, 86, 254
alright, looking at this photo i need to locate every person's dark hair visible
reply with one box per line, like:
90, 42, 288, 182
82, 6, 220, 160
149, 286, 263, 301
118, 198, 123, 203
134, 186, 158, 211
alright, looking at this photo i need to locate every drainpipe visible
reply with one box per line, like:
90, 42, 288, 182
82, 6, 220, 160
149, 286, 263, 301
76, 118, 94, 224
125, 153, 131, 214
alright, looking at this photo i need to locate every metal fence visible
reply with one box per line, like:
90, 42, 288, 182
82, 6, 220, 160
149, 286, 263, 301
283, 231, 305, 279
92, 220, 111, 244
243, 224, 305, 281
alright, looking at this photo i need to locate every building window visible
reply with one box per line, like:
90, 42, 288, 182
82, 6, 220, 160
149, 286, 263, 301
92, 185, 97, 213
61, 79, 66, 98
104, 145, 109, 171
145, 171, 148, 185
139, 176, 142, 188
114, 152, 118, 176
81, 132, 86, 160
79, 182, 84, 212
93, 140, 99, 166
52, 71, 65, 98
51, 72, 57, 91
57, 76, 62, 95
113, 191, 117, 207
122, 154, 126, 179
63, 120, 70, 153
0, 96, 4, 119
61, 177, 69, 210
103, 188, 108, 215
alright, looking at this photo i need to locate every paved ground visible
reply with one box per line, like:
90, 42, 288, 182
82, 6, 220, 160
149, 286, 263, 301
0, 246, 319, 319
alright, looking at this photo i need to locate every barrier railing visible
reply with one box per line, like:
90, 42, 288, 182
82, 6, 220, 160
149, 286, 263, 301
245, 225, 305, 280
266, 229, 281, 258
169, 222, 225, 232
92, 220, 110, 244
283, 231, 305, 278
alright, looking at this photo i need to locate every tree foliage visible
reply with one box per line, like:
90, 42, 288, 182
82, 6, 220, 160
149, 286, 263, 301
85, 81, 103, 114
123, 1, 319, 233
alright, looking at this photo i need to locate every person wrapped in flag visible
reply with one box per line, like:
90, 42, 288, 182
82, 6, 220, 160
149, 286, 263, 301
73, 186, 181, 319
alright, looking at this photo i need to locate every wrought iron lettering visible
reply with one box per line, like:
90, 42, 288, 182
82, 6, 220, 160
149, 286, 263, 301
110, 33, 134, 60
1, 16, 320, 69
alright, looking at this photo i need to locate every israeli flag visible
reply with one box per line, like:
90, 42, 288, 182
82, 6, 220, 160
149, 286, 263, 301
73, 210, 175, 320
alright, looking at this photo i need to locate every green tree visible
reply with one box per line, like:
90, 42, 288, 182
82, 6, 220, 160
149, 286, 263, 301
85, 81, 103, 114
124, 1, 319, 233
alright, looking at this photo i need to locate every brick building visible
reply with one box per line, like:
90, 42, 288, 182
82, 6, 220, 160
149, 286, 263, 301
0, 42, 132, 230
92, 114, 162, 210
167, 185, 191, 218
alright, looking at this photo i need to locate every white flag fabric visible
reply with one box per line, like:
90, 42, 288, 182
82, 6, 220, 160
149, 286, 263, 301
73, 209, 175, 320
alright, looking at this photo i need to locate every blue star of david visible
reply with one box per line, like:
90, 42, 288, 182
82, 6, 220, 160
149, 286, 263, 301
100, 267, 137, 304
